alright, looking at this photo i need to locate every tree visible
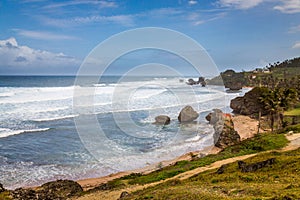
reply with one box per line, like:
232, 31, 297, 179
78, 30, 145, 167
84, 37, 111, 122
259, 88, 298, 132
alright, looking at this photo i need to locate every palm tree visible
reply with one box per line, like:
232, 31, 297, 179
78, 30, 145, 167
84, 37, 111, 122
260, 88, 299, 132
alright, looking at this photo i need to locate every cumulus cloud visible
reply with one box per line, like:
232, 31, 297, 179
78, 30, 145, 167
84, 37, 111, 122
218, 0, 265, 9
0, 37, 80, 74
274, 0, 300, 14
292, 41, 300, 49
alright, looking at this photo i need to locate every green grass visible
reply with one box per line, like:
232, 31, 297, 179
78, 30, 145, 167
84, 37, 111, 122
285, 107, 300, 116
124, 147, 300, 200
86, 133, 288, 193
0, 191, 12, 200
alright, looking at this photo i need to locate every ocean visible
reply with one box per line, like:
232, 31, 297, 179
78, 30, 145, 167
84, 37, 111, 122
0, 76, 244, 189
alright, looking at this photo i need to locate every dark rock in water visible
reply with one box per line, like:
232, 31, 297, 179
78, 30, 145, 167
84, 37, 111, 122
206, 109, 240, 149
153, 115, 171, 125
11, 188, 37, 200
239, 158, 276, 173
178, 106, 199, 123
186, 77, 206, 87
118, 191, 130, 199
0, 183, 5, 193
187, 78, 197, 85
230, 87, 269, 116
38, 179, 83, 199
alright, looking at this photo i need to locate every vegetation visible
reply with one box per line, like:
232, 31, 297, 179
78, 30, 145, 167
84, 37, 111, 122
84, 133, 288, 193
123, 147, 300, 200
259, 87, 299, 131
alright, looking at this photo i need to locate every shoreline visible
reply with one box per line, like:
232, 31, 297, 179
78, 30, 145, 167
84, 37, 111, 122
76, 114, 259, 190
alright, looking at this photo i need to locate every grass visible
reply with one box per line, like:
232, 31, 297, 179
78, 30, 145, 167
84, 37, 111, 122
0, 191, 12, 200
285, 107, 300, 116
85, 133, 288, 193
124, 147, 300, 200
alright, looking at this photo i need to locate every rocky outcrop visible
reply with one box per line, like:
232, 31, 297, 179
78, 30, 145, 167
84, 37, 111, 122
186, 77, 206, 87
230, 87, 269, 116
206, 109, 240, 149
238, 158, 276, 172
153, 115, 170, 125
178, 106, 199, 123
0, 183, 5, 193
10, 180, 83, 200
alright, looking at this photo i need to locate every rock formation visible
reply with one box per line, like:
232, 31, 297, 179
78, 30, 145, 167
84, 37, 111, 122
153, 115, 171, 125
238, 158, 276, 172
206, 109, 240, 148
0, 183, 5, 193
186, 77, 206, 87
230, 87, 269, 116
178, 106, 199, 123
10, 179, 83, 200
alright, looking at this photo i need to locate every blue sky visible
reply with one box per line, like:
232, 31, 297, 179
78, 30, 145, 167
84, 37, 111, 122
0, 0, 300, 75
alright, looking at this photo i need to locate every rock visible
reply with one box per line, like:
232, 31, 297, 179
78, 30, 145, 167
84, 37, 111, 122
178, 106, 199, 123
118, 191, 130, 199
187, 78, 197, 85
11, 188, 37, 200
37, 179, 83, 199
0, 183, 5, 193
205, 109, 224, 125
230, 87, 269, 116
216, 164, 228, 174
239, 158, 276, 172
206, 109, 240, 149
153, 115, 170, 125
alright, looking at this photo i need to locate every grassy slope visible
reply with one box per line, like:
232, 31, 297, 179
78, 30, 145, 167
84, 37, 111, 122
84, 133, 288, 193
285, 107, 300, 116
124, 147, 300, 200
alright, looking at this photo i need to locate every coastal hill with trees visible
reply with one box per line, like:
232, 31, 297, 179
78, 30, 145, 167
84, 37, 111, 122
207, 57, 300, 93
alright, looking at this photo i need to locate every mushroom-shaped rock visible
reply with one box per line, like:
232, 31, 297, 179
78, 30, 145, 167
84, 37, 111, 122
154, 115, 171, 125
178, 106, 199, 123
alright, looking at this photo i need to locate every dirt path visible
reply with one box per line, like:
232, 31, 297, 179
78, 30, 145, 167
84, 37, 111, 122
75, 133, 300, 200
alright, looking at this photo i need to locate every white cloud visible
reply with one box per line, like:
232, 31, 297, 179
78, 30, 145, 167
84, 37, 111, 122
188, 0, 198, 5
13, 29, 78, 40
274, 0, 300, 14
40, 14, 135, 27
187, 12, 227, 26
218, 0, 265, 9
0, 37, 80, 73
43, 0, 117, 9
292, 41, 300, 49
288, 24, 300, 33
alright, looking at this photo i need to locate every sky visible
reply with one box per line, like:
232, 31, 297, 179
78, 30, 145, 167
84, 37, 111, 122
0, 0, 300, 75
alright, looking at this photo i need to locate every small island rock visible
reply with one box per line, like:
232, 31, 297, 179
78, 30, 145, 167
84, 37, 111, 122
178, 106, 199, 123
154, 115, 171, 125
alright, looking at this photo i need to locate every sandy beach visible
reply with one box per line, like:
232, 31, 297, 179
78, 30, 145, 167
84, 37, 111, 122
77, 114, 259, 190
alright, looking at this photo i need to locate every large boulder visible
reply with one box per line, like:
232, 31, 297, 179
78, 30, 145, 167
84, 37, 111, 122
153, 115, 170, 125
178, 106, 199, 123
11, 188, 37, 200
230, 87, 269, 116
38, 179, 83, 199
206, 109, 240, 149
11, 180, 83, 200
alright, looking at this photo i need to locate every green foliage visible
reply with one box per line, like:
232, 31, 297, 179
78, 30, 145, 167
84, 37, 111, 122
124, 148, 300, 200
100, 133, 287, 188
285, 107, 300, 116
0, 191, 12, 200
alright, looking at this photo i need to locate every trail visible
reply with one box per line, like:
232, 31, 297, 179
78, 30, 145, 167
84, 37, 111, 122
74, 133, 300, 200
